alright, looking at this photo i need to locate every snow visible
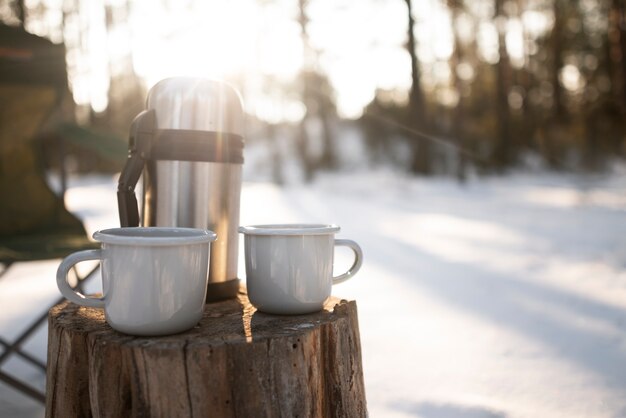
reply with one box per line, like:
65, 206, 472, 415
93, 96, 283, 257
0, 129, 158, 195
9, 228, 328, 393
2, 167, 626, 417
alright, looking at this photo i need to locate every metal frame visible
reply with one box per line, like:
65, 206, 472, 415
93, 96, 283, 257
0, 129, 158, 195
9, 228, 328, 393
0, 264, 99, 403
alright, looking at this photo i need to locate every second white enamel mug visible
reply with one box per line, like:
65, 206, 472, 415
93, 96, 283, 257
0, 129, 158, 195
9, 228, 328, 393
239, 224, 363, 314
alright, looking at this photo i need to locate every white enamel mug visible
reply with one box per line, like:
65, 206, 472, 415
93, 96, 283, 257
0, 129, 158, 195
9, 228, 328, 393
56, 227, 216, 336
239, 224, 363, 314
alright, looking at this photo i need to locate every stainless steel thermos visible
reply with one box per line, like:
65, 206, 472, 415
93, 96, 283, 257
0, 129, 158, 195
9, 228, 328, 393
117, 78, 244, 301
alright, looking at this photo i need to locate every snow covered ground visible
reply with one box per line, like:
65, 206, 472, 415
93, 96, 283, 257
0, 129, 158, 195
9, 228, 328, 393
1, 167, 626, 417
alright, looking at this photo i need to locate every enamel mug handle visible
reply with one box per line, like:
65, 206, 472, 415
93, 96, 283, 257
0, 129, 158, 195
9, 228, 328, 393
56, 249, 105, 308
332, 239, 363, 285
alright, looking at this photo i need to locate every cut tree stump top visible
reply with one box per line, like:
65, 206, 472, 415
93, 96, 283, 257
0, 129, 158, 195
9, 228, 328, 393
46, 287, 367, 418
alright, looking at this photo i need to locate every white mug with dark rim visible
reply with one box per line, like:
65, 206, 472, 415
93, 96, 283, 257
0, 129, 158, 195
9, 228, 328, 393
56, 227, 217, 336
239, 224, 363, 314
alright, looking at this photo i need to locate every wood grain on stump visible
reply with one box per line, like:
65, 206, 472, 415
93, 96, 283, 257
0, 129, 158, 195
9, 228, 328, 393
45, 288, 367, 418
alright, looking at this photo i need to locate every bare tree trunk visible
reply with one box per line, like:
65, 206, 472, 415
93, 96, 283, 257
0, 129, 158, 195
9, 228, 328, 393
608, 0, 626, 113
551, 0, 565, 119
541, 0, 564, 170
14, 0, 26, 28
268, 123, 284, 185
404, 0, 431, 174
493, 0, 512, 170
621, 1, 626, 113
318, 97, 337, 170
296, 0, 336, 177
405, 0, 425, 119
517, 0, 536, 152
297, 0, 314, 181
449, 0, 467, 181
297, 118, 315, 182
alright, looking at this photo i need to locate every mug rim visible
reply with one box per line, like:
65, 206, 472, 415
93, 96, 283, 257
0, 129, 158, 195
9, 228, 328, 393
238, 224, 340, 236
93, 227, 217, 246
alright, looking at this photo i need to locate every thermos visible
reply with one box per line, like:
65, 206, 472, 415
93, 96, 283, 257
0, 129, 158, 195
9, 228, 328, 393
117, 78, 244, 301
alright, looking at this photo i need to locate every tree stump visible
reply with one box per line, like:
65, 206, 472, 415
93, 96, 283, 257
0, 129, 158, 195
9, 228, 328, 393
45, 288, 367, 418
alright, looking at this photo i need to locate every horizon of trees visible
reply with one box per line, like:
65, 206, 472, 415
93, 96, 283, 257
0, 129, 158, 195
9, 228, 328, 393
1, 0, 625, 180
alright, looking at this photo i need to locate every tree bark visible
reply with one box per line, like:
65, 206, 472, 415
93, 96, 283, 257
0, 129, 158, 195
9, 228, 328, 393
46, 289, 367, 418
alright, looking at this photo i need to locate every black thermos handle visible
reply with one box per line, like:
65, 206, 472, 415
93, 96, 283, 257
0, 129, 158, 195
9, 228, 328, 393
117, 110, 156, 227
117, 189, 140, 227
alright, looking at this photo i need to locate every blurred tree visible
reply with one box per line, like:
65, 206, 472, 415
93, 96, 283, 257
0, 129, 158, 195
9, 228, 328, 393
2, 0, 624, 177
448, 0, 467, 181
296, 0, 337, 182
551, 0, 565, 119
12, 0, 24, 27
579, 0, 626, 169
367, 0, 625, 174
608, 0, 626, 112
404, 0, 431, 174
493, 0, 513, 170
516, 0, 536, 152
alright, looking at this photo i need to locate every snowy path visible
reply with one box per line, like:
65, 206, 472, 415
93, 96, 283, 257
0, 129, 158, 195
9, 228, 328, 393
1, 169, 626, 417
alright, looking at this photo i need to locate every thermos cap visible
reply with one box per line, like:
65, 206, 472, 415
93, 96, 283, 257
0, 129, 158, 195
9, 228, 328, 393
146, 77, 244, 135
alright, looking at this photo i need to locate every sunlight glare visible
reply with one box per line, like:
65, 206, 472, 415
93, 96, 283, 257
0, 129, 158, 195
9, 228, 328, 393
559, 64, 585, 92
311, 0, 408, 118
131, 0, 259, 88
250, 96, 306, 124
522, 10, 554, 39
65, 0, 110, 113
327, 57, 377, 119
53, 0, 531, 120
415, 4, 454, 62
506, 18, 525, 68
257, 21, 302, 79
477, 21, 499, 64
